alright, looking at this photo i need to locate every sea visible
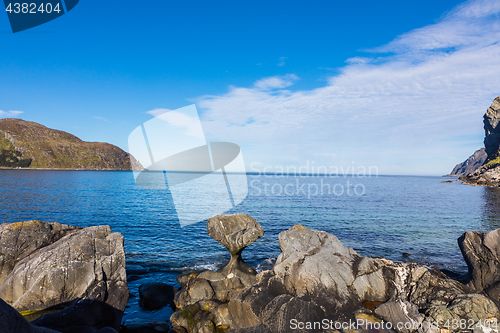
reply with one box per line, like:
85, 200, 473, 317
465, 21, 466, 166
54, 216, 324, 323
1, 170, 499, 323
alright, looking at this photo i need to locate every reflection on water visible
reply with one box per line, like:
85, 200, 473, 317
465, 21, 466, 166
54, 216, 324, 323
481, 186, 500, 230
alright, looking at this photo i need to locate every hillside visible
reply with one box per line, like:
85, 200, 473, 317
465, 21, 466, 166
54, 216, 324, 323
0, 118, 141, 170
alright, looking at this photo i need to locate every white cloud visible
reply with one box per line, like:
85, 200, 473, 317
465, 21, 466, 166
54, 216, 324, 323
0, 110, 23, 117
254, 74, 299, 90
196, 0, 500, 175
277, 56, 287, 66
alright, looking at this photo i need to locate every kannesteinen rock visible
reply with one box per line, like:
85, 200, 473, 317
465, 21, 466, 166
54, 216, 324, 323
446, 148, 486, 176
169, 215, 500, 333
0, 221, 129, 314
461, 96, 500, 186
0, 118, 142, 170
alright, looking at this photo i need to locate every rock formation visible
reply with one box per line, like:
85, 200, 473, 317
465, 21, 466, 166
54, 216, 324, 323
0, 221, 129, 313
168, 217, 500, 333
446, 148, 486, 176
459, 228, 500, 302
461, 97, 500, 186
0, 118, 142, 170
170, 213, 264, 333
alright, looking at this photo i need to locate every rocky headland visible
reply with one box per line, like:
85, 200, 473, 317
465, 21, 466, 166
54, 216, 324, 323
1, 215, 499, 333
446, 148, 486, 177
0, 118, 141, 170
459, 97, 500, 186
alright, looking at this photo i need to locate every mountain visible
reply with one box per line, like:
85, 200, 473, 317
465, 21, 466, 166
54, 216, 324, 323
461, 97, 500, 186
0, 118, 141, 170
446, 148, 487, 177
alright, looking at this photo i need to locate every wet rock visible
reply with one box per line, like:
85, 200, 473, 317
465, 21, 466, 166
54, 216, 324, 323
458, 229, 500, 301
0, 297, 60, 333
139, 282, 177, 310
177, 273, 199, 288
170, 327, 188, 333
170, 300, 220, 333
31, 299, 123, 333
0, 222, 129, 312
121, 318, 170, 333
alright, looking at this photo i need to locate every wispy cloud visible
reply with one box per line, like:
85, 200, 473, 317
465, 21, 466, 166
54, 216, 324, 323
0, 110, 23, 117
93, 116, 110, 122
277, 57, 287, 66
197, 0, 500, 175
254, 74, 299, 90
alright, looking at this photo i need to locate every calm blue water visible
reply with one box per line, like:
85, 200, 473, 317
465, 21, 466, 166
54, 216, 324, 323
1, 170, 500, 323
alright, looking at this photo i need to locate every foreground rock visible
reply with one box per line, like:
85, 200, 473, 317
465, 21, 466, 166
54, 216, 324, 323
170, 218, 500, 333
0, 221, 128, 312
227, 225, 499, 332
31, 299, 122, 333
0, 298, 59, 333
461, 96, 500, 186
171, 213, 264, 332
459, 228, 500, 302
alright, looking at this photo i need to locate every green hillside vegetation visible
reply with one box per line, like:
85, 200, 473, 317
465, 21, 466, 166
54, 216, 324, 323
0, 138, 32, 168
0, 118, 142, 170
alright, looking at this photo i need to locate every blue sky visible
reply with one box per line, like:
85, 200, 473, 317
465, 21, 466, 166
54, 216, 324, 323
1, 0, 500, 175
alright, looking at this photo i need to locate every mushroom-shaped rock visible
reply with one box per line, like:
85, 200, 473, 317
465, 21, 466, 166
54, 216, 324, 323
207, 213, 264, 255
199, 214, 264, 287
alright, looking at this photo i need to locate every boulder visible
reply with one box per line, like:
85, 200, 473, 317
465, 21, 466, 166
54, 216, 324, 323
31, 299, 123, 333
458, 229, 500, 301
0, 221, 79, 285
0, 297, 60, 333
227, 225, 499, 333
139, 282, 176, 310
0, 222, 128, 312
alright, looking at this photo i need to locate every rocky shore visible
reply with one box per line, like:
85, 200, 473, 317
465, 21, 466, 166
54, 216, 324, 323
1, 216, 499, 333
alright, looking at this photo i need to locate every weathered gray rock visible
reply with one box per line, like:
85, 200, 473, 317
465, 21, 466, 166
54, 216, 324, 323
31, 299, 123, 333
0, 222, 128, 312
458, 229, 500, 301
461, 97, 500, 186
207, 214, 264, 255
174, 278, 214, 310
139, 282, 176, 310
483, 96, 500, 160
374, 299, 424, 333
0, 297, 60, 333
426, 294, 499, 323
176, 214, 264, 308
200, 214, 264, 287
0, 221, 79, 286
121, 318, 170, 333
228, 225, 499, 333
447, 148, 487, 177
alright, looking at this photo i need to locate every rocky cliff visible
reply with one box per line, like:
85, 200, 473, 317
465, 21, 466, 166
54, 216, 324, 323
461, 97, 500, 186
0, 118, 140, 170
447, 148, 487, 176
